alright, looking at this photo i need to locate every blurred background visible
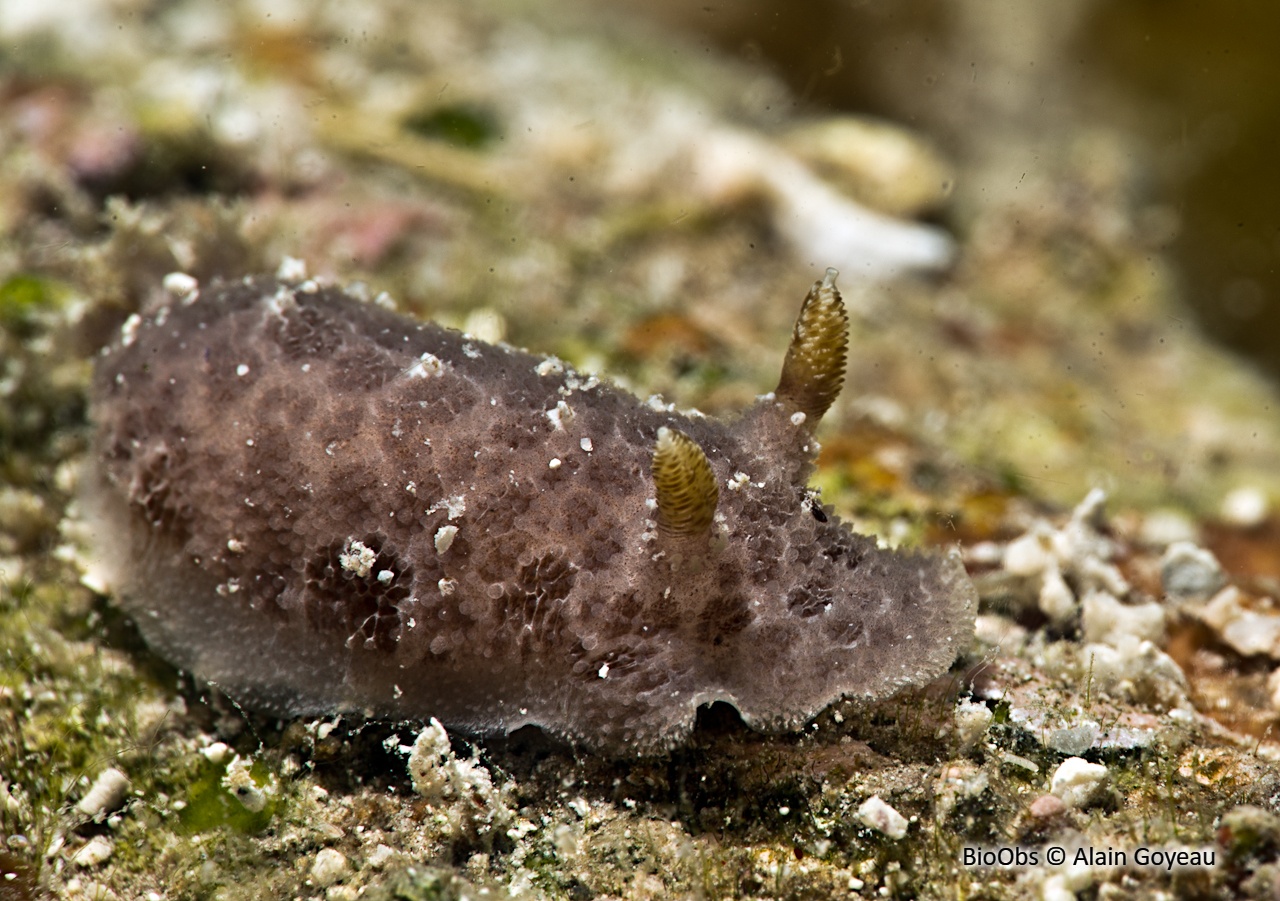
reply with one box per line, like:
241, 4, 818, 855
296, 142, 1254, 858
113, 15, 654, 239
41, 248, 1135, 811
621, 0, 1280, 384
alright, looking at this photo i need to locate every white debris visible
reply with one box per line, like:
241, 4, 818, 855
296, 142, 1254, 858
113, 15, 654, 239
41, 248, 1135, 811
692, 126, 953, 278
1003, 528, 1056, 577
973, 614, 1029, 652
999, 752, 1040, 774
276, 256, 308, 281
784, 115, 955, 218
434, 525, 458, 555
310, 848, 348, 887
1267, 669, 1280, 710
535, 356, 566, 377
202, 742, 232, 764
119, 313, 142, 348
1081, 591, 1165, 648
462, 308, 506, 344
1047, 722, 1099, 757
72, 835, 114, 868
77, 767, 130, 819
426, 495, 467, 520
855, 796, 908, 839
1160, 541, 1226, 601
580, 437, 593, 452
1038, 567, 1076, 623
1198, 587, 1280, 659
367, 843, 396, 869
405, 352, 446, 379
952, 699, 993, 751
0, 780, 24, 818
221, 754, 272, 812
338, 539, 376, 578
1221, 487, 1269, 529
406, 719, 512, 839
1042, 874, 1082, 901
1000, 489, 1128, 623
1049, 757, 1108, 809
1137, 508, 1200, 548
965, 540, 1004, 566
268, 284, 298, 316
935, 763, 989, 823
545, 400, 575, 430
162, 271, 199, 298
1080, 638, 1189, 709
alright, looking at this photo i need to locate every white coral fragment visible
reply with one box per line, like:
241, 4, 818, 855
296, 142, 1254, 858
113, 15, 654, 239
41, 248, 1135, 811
1198, 587, 1280, 658
434, 525, 458, 555
1081, 591, 1165, 648
1080, 638, 1189, 710
221, 754, 272, 812
119, 313, 142, 348
952, 699, 993, 751
405, 352, 446, 379
276, 256, 307, 281
1160, 541, 1226, 601
77, 767, 130, 819
692, 126, 952, 278
1000, 488, 1129, 623
1050, 757, 1108, 809
338, 539, 376, 577
855, 795, 908, 839
1221, 486, 1269, 528
162, 271, 199, 298
545, 400, 575, 430
406, 719, 512, 840
535, 356, 566, 377
310, 848, 348, 887
72, 835, 114, 868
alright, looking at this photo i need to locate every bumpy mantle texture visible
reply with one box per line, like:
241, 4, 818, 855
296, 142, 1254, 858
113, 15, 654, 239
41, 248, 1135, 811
85, 270, 975, 753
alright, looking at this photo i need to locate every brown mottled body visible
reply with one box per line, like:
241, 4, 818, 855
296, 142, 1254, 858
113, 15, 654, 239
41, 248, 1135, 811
86, 273, 974, 752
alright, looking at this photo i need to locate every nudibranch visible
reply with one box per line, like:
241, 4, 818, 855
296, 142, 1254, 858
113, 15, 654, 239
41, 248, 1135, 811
85, 268, 975, 753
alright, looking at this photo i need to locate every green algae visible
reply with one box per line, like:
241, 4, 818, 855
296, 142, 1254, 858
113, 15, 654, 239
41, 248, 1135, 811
177, 757, 278, 836
0, 276, 70, 332
403, 104, 502, 151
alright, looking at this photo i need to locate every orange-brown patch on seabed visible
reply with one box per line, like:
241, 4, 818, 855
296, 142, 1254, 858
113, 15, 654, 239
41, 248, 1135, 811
817, 423, 1018, 543
1204, 519, 1280, 588
237, 24, 323, 86
620, 312, 718, 362
939, 488, 1019, 545
1166, 618, 1280, 739
816, 423, 917, 498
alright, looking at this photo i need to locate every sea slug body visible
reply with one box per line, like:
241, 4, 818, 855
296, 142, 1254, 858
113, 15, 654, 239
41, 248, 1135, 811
85, 268, 976, 753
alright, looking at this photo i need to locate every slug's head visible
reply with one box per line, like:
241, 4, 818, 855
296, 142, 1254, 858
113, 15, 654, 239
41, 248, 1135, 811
643, 269, 973, 737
